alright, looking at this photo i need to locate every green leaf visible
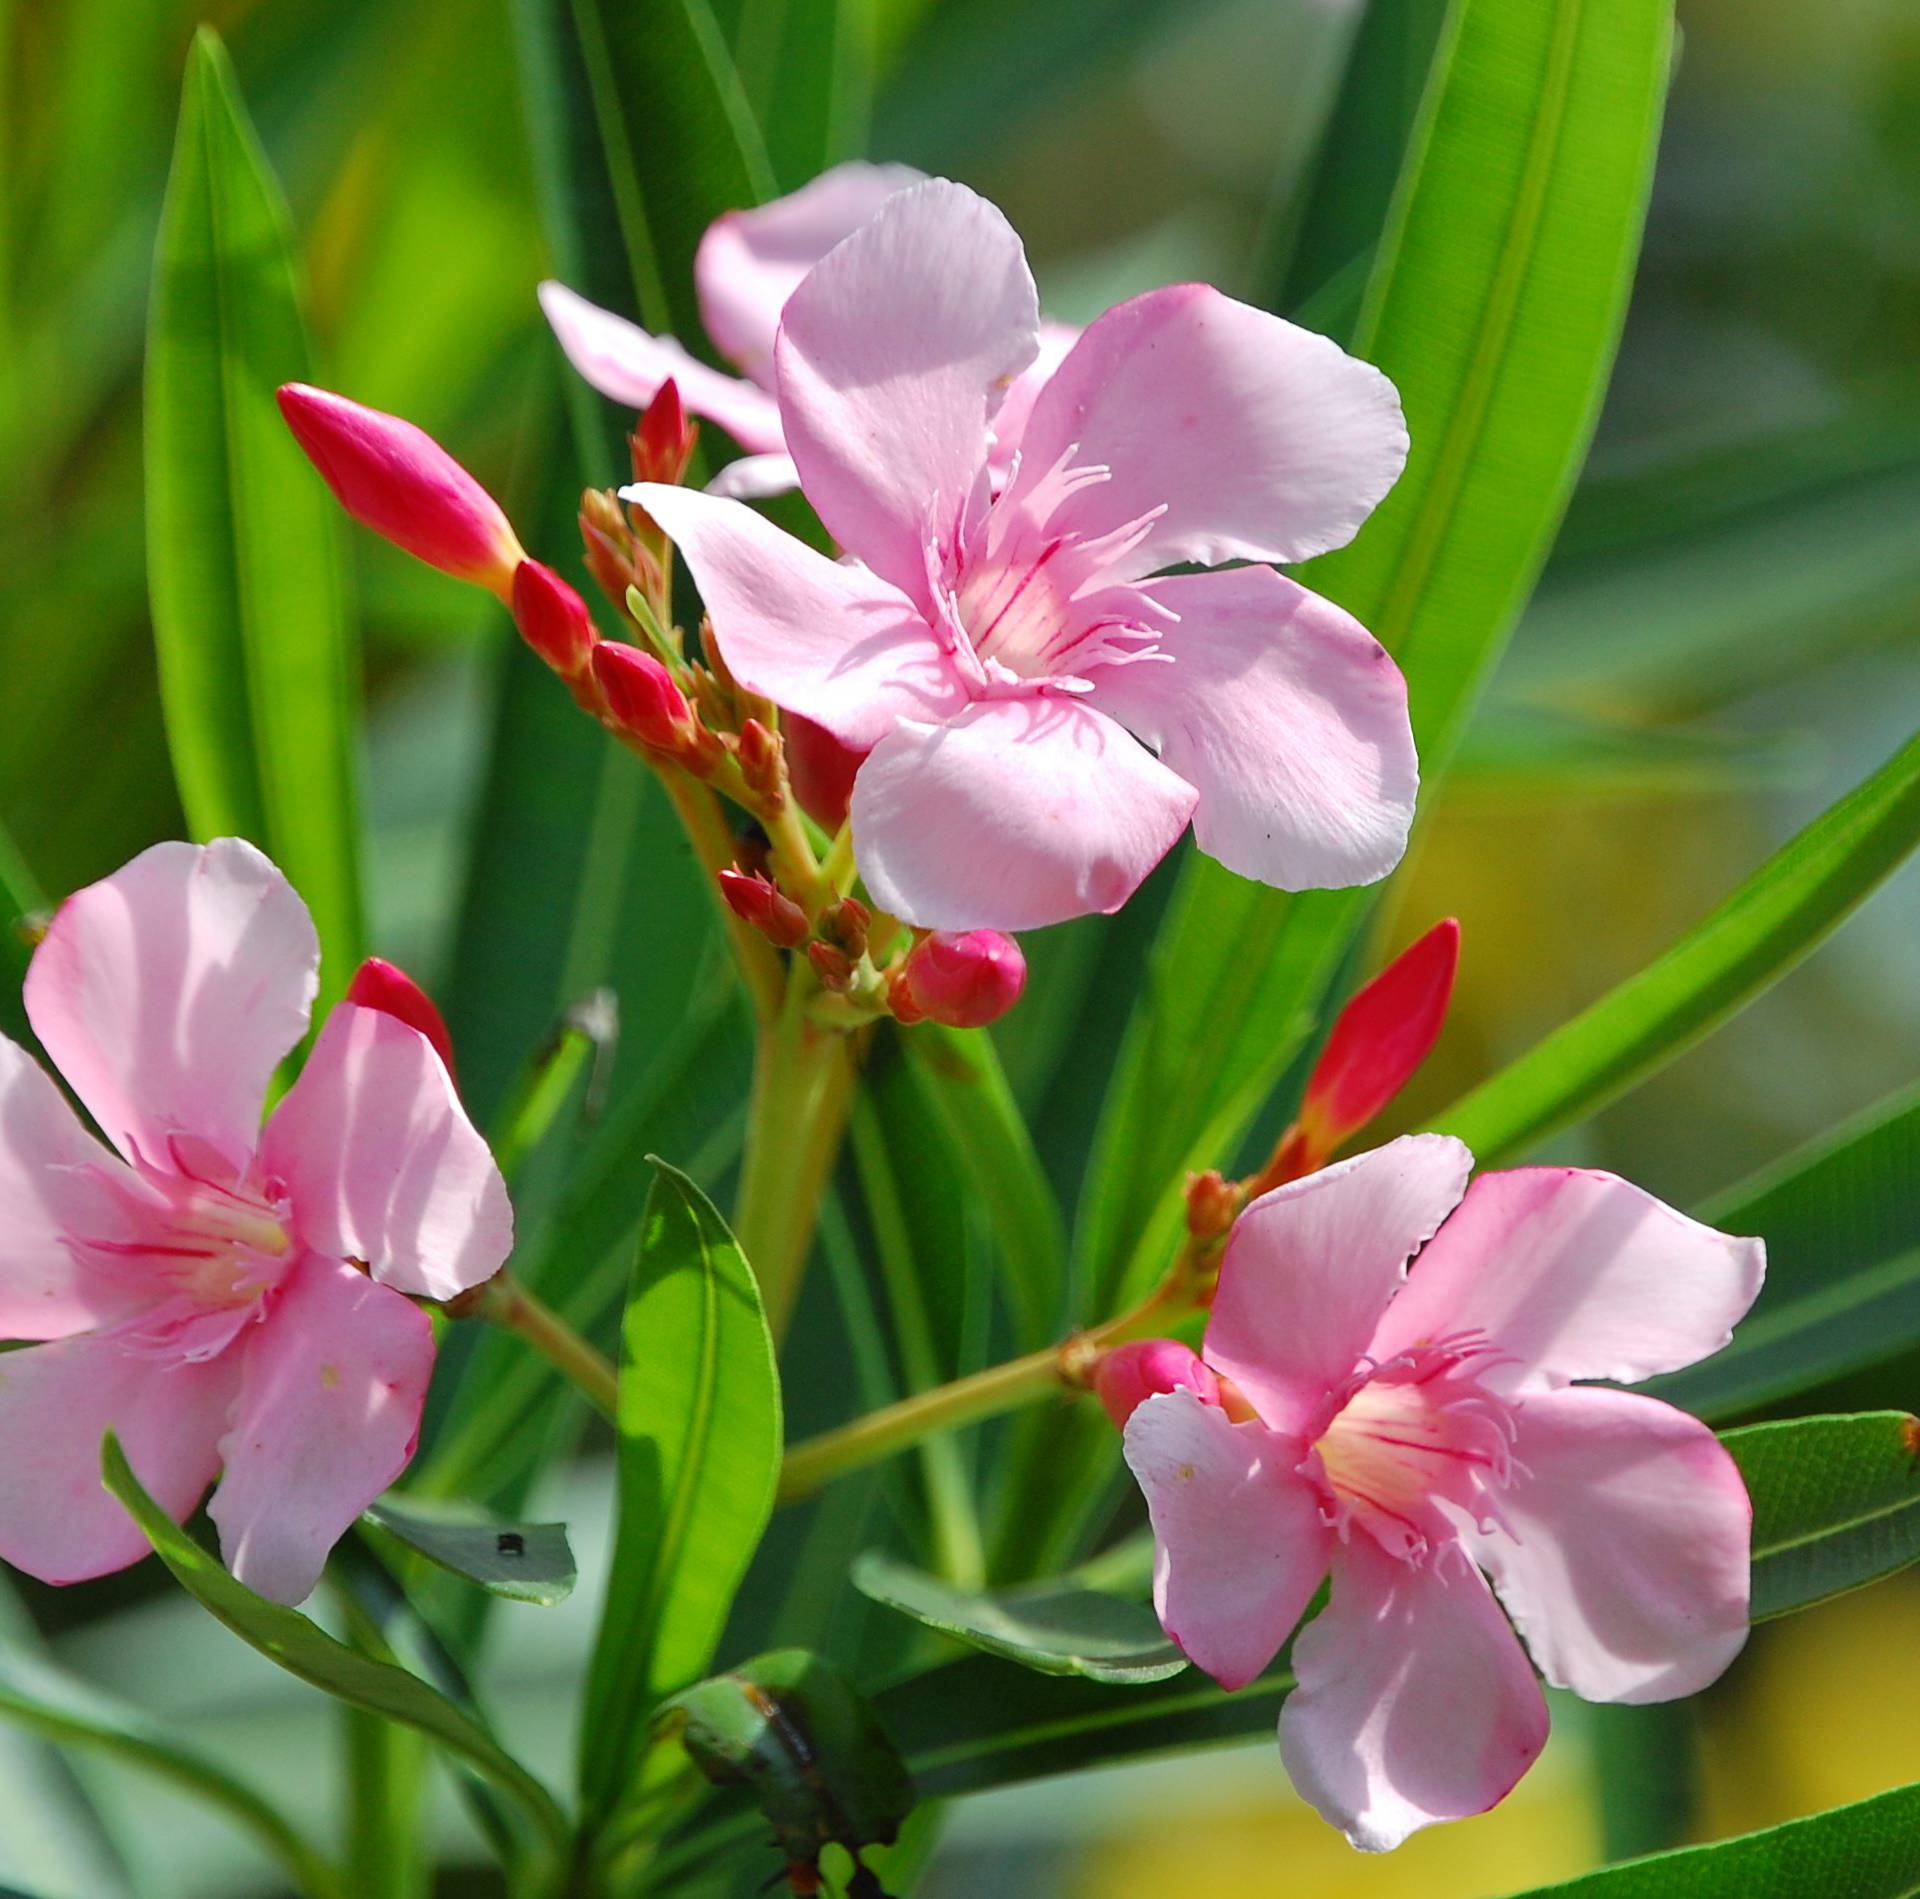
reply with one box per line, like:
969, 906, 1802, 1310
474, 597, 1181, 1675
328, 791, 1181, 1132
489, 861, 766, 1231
852, 1553, 1186, 1685
733, 0, 873, 189
1500, 1779, 1920, 1898
1653, 1082, 1920, 1420
0, 1643, 343, 1899
99, 1434, 567, 1852
1432, 727, 1920, 1165
1724, 1412, 1920, 1622
580, 1160, 782, 1822
145, 29, 363, 1002
364, 1497, 576, 1607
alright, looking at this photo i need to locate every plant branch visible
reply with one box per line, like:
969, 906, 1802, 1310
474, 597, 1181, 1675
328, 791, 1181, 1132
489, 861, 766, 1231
469, 1273, 618, 1421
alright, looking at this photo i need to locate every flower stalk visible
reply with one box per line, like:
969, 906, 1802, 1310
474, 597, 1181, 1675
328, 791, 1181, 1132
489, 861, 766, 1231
468, 1273, 619, 1421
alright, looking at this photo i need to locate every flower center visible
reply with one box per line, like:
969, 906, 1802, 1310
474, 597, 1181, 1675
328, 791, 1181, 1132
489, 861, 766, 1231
1309, 1334, 1522, 1565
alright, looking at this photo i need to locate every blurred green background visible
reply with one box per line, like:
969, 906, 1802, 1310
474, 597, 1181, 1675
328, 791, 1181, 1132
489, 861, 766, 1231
2, 0, 1919, 1893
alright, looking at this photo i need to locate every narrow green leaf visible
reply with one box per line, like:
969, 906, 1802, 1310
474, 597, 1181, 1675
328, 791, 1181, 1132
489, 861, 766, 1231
852, 1553, 1186, 1685
580, 1161, 782, 1822
99, 1435, 567, 1851
1432, 727, 1920, 1164
364, 1498, 576, 1607
145, 29, 363, 1000
735, 0, 874, 189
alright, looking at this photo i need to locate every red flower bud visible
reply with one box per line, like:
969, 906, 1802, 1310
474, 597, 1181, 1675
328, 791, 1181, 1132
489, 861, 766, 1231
345, 957, 458, 1082
807, 940, 853, 990
277, 384, 523, 597
592, 641, 693, 750
631, 378, 698, 486
893, 930, 1026, 1028
1093, 1340, 1220, 1430
718, 869, 809, 949
512, 559, 595, 677
784, 713, 867, 832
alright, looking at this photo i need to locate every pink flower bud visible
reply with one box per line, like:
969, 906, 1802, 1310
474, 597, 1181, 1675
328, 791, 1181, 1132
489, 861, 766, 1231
591, 641, 692, 750
1296, 918, 1459, 1166
345, 957, 458, 1082
893, 930, 1026, 1028
718, 869, 810, 949
784, 713, 866, 831
276, 384, 524, 597
630, 378, 698, 486
1093, 1340, 1220, 1429
511, 560, 596, 677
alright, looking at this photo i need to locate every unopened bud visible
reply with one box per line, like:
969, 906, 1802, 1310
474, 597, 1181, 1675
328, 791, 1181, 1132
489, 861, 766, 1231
784, 713, 866, 832
1184, 1168, 1241, 1240
512, 559, 595, 677
346, 957, 458, 1082
277, 384, 523, 597
592, 641, 693, 750
630, 378, 698, 486
892, 930, 1026, 1029
718, 869, 809, 949
580, 504, 638, 605
807, 941, 853, 991
737, 718, 782, 807
820, 898, 870, 959
1093, 1341, 1220, 1430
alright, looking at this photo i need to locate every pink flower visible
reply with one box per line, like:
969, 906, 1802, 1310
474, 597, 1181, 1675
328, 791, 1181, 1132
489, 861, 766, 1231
1123, 1135, 1762, 1850
0, 840, 512, 1605
539, 162, 1078, 500
628, 180, 1416, 931
1093, 1340, 1220, 1429
891, 930, 1026, 1027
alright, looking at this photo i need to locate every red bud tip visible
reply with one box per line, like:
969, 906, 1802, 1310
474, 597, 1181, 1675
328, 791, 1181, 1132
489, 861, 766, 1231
806, 940, 853, 990
718, 869, 809, 949
893, 930, 1026, 1028
784, 713, 867, 831
345, 957, 458, 1082
1184, 1168, 1241, 1240
512, 560, 596, 677
591, 641, 693, 750
737, 718, 782, 804
1092, 1341, 1220, 1430
631, 378, 698, 485
1298, 918, 1460, 1163
276, 384, 523, 596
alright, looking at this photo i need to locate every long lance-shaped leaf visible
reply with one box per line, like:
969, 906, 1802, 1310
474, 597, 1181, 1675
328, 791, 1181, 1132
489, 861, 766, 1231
579, 1161, 782, 1823
733, 0, 873, 190
1433, 726, 1920, 1165
99, 1436, 568, 1852
145, 29, 363, 1002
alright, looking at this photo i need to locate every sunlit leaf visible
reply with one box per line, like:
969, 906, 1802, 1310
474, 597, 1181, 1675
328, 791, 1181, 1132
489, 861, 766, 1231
364, 1496, 576, 1607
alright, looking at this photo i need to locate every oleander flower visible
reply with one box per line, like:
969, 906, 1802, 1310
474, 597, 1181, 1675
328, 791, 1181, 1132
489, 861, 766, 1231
630, 178, 1417, 930
539, 160, 1078, 498
0, 839, 511, 1604
1122, 1134, 1763, 1850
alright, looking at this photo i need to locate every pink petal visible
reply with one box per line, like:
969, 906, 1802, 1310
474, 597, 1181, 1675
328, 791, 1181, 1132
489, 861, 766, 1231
1464, 1386, 1750, 1704
1368, 1168, 1766, 1394
1123, 1390, 1330, 1691
209, 1255, 434, 1605
631, 482, 972, 749
537, 281, 787, 454
985, 318, 1081, 484
0, 1334, 237, 1585
849, 697, 1198, 931
1279, 1537, 1549, 1851
1206, 1136, 1474, 1436
773, 179, 1039, 606
705, 452, 800, 500
25, 839, 318, 1174
262, 1004, 512, 1302
1003, 283, 1407, 580
695, 161, 927, 383
1088, 566, 1416, 891
0, 1038, 156, 1340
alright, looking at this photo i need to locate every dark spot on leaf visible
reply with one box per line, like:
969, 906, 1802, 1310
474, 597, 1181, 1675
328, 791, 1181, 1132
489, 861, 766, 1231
496, 1531, 525, 1557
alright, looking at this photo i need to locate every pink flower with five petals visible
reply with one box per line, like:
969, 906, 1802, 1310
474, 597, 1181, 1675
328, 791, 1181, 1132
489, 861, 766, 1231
628, 179, 1417, 930
0, 839, 511, 1604
1123, 1133, 1763, 1850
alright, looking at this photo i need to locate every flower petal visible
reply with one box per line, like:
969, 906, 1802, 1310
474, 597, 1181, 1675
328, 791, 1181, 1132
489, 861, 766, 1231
705, 451, 800, 500
1368, 1168, 1766, 1393
985, 317, 1081, 484
1124, 1390, 1330, 1691
0, 1335, 237, 1584
850, 696, 1197, 930
25, 839, 318, 1173
1207, 1135, 1474, 1437
631, 482, 972, 749
1004, 283, 1407, 578
773, 179, 1039, 604
1464, 1386, 1750, 1704
1279, 1537, 1549, 1852
1089, 566, 1416, 891
261, 1004, 512, 1302
209, 1255, 434, 1605
537, 281, 787, 453
695, 161, 927, 383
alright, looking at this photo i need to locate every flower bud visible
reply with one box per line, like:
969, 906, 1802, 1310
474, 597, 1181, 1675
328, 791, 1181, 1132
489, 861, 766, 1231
1093, 1341, 1220, 1430
630, 378, 698, 486
512, 559, 595, 678
1184, 1168, 1241, 1241
592, 641, 693, 750
892, 930, 1026, 1028
345, 957, 458, 1082
277, 384, 524, 597
737, 718, 782, 806
785, 713, 866, 832
820, 897, 870, 959
718, 869, 809, 949
806, 940, 853, 991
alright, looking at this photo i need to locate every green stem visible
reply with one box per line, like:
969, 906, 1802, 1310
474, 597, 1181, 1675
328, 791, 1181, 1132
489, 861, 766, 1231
335, 1593, 429, 1899
656, 768, 783, 1023
472, 1273, 619, 1420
